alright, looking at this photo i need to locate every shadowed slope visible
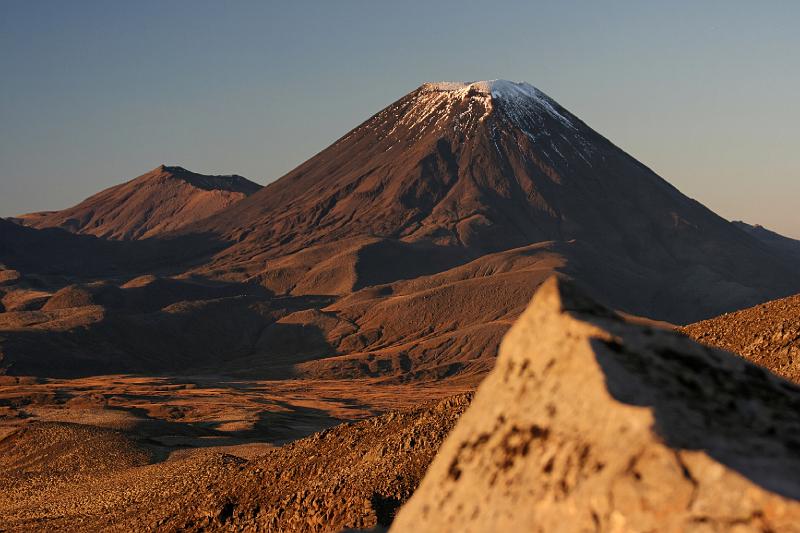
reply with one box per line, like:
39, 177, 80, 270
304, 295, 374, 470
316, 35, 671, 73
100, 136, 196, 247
733, 220, 800, 263
0, 217, 227, 279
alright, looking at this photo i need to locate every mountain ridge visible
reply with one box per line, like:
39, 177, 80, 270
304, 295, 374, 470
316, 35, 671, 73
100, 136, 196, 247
14, 165, 261, 240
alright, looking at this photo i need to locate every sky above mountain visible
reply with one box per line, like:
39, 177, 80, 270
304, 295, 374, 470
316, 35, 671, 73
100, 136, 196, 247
1, 0, 798, 237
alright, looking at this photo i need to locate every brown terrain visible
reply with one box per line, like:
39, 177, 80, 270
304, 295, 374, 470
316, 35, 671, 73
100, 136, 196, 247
2, 279, 799, 531
683, 293, 800, 384
1, 80, 799, 531
13, 165, 261, 240
0, 394, 472, 531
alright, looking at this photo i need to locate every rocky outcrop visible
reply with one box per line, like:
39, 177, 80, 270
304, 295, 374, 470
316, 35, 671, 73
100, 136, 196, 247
160, 393, 473, 532
0, 394, 472, 532
683, 293, 800, 384
391, 277, 800, 532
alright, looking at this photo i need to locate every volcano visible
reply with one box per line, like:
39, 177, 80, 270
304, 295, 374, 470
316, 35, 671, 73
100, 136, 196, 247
182, 80, 799, 324
15, 165, 261, 240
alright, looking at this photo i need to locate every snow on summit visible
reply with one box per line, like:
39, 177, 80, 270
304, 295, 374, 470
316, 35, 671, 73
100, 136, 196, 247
421, 80, 575, 129
422, 79, 534, 97
347, 79, 584, 162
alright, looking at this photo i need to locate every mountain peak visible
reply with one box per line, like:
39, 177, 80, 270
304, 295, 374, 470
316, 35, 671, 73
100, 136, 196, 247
416, 79, 575, 131
421, 79, 534, 96
16, 166, 261, 240
144, 165, 259, 194
155, 164, 189, 174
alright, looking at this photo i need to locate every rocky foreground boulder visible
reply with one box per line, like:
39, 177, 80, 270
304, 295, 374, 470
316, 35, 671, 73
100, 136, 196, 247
391, 276, 800, 532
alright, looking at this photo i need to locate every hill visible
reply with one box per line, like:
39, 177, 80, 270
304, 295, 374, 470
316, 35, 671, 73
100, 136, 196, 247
14, 165, 261, 240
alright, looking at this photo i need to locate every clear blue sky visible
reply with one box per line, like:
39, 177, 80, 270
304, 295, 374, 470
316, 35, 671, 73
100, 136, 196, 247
2, 1, 798, 236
